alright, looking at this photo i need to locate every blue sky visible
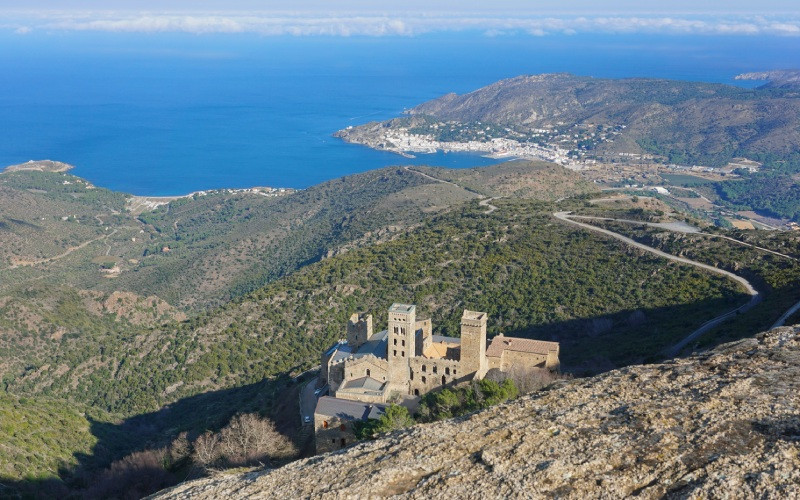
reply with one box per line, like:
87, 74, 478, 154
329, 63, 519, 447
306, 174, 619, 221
2, 1, 799, 36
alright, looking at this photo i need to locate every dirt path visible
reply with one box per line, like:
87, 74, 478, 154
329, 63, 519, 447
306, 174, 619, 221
2, 229, 118, 271
403, 166, 498, 213
553, 211, 761, 357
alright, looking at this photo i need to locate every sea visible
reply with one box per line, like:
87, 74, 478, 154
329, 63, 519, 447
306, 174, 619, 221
1, 32, 799, 196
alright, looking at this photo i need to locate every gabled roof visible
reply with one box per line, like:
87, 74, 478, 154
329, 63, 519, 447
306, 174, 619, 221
340, 376, 385, 392
486, 335, 560, 357
315, 396, 387, 420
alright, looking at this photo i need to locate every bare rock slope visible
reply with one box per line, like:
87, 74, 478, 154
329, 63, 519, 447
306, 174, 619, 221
155, 327, 800, 498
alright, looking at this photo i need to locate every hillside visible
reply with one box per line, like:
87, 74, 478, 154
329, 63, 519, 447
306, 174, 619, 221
337, 73, 800, 168
1, 197, 749, 418
155, 326, 800, 498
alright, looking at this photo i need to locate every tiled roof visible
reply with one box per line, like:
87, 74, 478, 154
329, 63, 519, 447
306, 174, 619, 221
486, 335, 560, 357
315, 396, 387, 420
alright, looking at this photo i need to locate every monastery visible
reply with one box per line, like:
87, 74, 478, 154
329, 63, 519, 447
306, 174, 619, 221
314, 303, 560, 452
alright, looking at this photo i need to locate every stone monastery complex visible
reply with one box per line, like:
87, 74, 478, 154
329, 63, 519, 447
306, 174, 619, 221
314, 303, 560, 452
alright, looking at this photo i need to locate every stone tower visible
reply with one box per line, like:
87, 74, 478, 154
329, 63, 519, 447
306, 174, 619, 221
459, 310, 487, 378
387, 303, 416, 392
346, 313, 373, 350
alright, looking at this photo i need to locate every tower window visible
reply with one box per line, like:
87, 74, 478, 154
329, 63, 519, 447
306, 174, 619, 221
402, 339, 405, 347
410, 371, 414, 380
401, 351, 405, 357
422, 365, 426, 372
414, 389, 420, 396
433, 365, 438, 374
366, 369, 371, 377
422, 376, 426, 384
394, 338, 397, 345
394, 326, 399, 334
446, 367, 450, 375
442, 375, 446, 385
393, 350, 397, 356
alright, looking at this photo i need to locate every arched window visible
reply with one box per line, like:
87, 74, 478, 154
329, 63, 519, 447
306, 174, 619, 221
422, 365, 426, 372
401, 351, 405, 357
433, 365, 438, 374
445, 367, 450, 375
422, 376, 426, 384
414, 389, 420, 396
393, 350, 397, 356
366, 369, 371, 377
442, 375, 446, 385
393, 338, 397, 345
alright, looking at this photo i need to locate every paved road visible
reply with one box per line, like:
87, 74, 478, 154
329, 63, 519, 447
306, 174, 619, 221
771, 299, 800, 329
299, 377, 320, 426
570, 215, 796, 261
553, 211, 762, 357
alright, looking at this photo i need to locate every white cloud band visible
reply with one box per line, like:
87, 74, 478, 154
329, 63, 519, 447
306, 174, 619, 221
3, 12, 800, 37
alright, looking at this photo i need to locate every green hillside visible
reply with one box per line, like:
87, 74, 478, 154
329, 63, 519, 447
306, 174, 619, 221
2, 198, 747, 417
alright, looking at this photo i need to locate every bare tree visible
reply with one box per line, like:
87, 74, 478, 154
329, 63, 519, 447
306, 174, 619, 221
218, 413, 297, 466
192, 430, 220, 468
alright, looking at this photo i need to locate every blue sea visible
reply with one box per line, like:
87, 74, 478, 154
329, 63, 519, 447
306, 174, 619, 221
1, 32, 798, 195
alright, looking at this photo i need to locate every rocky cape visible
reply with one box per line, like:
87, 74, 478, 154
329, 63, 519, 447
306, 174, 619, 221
154, 326, 800, 498
336, 73, 800, 167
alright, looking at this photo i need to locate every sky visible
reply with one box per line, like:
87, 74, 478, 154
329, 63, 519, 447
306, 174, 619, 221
1, 1, 800, 36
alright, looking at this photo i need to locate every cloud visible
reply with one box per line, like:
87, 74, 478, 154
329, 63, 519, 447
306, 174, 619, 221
14, 25, 31, 34
3, 11, 800, 37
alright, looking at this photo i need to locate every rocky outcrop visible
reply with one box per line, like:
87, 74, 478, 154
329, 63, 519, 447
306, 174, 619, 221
154, 327, 800, 498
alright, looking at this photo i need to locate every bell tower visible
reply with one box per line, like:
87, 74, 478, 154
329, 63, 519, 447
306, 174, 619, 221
387, 303, 416, 392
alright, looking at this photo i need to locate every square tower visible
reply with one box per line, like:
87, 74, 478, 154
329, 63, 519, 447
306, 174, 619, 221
346, 313, 372, 350
387, 303, 416, 391
459, 310, 487, 378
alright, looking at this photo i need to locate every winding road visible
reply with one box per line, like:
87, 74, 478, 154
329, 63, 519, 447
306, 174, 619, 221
553, 211, 762, 357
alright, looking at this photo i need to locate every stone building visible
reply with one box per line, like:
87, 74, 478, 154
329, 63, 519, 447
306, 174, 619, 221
314, 303, 560, 452
313, 396, 387, 453
319, 303, 559, 403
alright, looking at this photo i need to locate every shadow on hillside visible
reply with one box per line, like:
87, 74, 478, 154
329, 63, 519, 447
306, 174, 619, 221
0, 371, 313, 499
3, 284, 795, 498
488, 288, 789, 375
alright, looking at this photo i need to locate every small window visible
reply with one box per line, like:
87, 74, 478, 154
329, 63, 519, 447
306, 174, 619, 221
323, 421, 328, 429
446, 367, 450, 375
393, 350, 397, 356
410, 371, 414, 380
332, 438, 336, 443
393, 326, 398, 334
394, 338, 397, 345
414, 389, 420, 396
422, 365, 426, 372
401, 351, 405, 357
402, 339, 405, 347
433, 365, 438, 374
422, 376, 426, 383
453, 370, 457, 375
442, 375, 446, 385
366, 369, 371, 377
